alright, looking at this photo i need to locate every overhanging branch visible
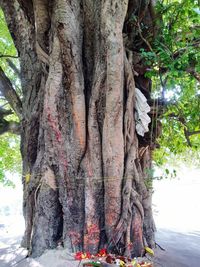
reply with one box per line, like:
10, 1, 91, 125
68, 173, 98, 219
188, 130, 200, 136
0, 54, 19, 59
0, 66, 22, 119
168, 113, 200, 146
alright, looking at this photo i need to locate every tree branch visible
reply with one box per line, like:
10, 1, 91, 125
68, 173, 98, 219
188, 130, 200, 136
184, 128, 192, 147
0, 107, 13, 118
0, 0, 35, 53
137, 21, 154, 52
6, 58, 20, 77
0, 66, 22, 119
0, 119, 20, 135
0, 107, 20, 135
173, 39, 200, 59
0, 54, 19, 59
168, 113, 200, 146
186, 67, 200, 83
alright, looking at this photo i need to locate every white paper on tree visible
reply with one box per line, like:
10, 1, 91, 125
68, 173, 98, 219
135, 88, 151, 136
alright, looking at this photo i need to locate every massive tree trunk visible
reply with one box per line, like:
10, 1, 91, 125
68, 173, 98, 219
0, 0, 156, 258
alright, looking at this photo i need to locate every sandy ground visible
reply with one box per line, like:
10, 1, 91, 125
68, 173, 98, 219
0, 166, 200, 267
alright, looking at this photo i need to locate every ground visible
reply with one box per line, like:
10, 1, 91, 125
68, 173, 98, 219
0, 166, 200, 267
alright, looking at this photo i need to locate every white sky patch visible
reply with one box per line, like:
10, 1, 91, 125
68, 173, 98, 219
153, 165, 200, 232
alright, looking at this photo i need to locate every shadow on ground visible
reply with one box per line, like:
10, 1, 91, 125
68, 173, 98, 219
0, 167, 200, 266
0, 234, 27, 267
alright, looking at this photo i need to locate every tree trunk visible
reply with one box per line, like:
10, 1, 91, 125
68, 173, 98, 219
1, 0, 156, 258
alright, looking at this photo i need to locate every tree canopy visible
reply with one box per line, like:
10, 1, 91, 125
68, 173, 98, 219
0, 0, 200, 185
150, 0, 200, 166
0, 8, 21, 185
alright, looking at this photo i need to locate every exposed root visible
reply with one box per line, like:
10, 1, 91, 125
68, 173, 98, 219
155, 242, 166, 251
131, 189, 144, 221
124, 52, 136, 155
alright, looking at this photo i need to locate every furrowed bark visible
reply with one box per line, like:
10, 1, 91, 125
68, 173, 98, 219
81, 1, 104, 253
30, 0, 87, 256
55, 0, 86, 252
1, 0, 156, 258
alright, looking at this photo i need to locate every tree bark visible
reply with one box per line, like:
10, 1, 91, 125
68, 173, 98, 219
0, 0, 156, 258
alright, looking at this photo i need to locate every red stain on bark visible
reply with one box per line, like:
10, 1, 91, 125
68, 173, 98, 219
59, 150, 68, 170
47, 112, 62, 143
132, 210, 144, 255
68, 231, 81, 246
84, 223, 100, 247
46, 110, 68, 170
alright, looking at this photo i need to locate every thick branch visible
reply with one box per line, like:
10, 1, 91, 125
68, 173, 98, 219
0, 103, 20, 136
173, 39, 200, 59
0, 0, 34, 53
186, 67, 200, 82
0, 107, 12, 118
0, 119, 20, 135
0, 66, 22, 119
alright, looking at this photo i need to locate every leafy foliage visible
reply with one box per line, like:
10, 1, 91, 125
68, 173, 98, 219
0, 10, 16, 57
141, 0, 200, 166
0, 9, 21, 185
144, 166, 177, 189
0, 133, 21, 186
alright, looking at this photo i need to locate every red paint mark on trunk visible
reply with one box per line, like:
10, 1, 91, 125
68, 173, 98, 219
68, 231, 81, 246
86, 157, 93, 177
47, 112, 62, 143
84, 223, 100, 248
59, 150, 68, 171
131, 210, 144, 255
46, 110, 68, 171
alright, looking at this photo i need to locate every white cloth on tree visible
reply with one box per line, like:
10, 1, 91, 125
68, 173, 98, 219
135, 88, 151, 136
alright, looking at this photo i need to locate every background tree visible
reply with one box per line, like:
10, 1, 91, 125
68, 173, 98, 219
0, 8, 21, 186
0, 0, 199, 259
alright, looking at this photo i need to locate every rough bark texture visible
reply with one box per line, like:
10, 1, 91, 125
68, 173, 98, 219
0, 0, 156, 258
